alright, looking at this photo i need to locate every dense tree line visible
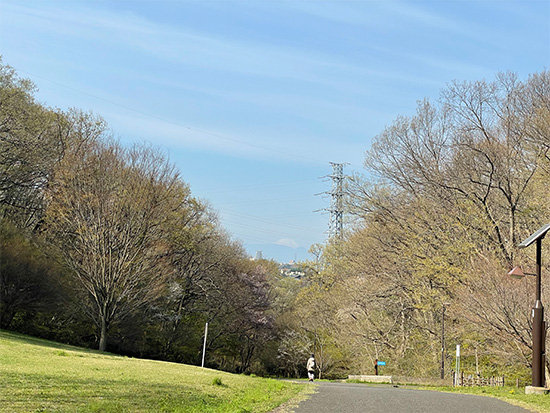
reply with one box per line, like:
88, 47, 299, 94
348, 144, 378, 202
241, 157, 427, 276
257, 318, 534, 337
283, 71, 550, 381
0, 59, 290, 375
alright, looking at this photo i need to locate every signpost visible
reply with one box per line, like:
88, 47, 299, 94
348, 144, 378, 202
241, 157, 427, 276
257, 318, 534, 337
201, 322, 208, 368
374, 359, 386, 375
454, 344, 461, 386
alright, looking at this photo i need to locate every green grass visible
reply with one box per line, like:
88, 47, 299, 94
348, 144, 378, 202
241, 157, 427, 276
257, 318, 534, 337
415, 384, 550, 413
0, 330, 309, 412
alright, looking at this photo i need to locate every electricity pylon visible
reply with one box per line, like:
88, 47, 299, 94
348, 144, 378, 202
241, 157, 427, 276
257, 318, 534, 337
317, 162, 347, 240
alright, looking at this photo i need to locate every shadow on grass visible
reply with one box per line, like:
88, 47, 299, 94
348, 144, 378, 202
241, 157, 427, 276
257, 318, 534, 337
0, 330, 109, 356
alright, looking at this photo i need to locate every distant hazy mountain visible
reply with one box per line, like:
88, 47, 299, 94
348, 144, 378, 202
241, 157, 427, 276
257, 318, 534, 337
245, 243, 311, 263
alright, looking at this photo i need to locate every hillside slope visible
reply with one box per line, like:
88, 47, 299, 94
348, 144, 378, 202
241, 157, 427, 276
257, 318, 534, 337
0, 331, 308, 412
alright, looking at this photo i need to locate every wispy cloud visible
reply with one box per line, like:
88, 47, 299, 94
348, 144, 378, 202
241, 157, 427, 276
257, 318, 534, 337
384, 1, 469, 35
1, 2, 459, 87
108, 110, 366, 167
108, 111, 302, 162
274, 1, 388, 29
275, 238, 299, 249
382, 1, 513, 51
279, 0, 511, 53
0, 0, 523, 165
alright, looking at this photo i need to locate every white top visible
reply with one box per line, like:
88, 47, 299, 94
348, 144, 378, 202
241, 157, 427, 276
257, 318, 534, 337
307, 357, 315, 371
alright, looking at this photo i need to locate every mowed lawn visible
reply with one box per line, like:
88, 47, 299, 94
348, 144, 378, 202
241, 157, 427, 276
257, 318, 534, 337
0, 330, 309, 412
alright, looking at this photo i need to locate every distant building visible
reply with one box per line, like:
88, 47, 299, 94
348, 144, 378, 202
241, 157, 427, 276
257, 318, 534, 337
254, 251, 263, 261
279, 262, 305, 279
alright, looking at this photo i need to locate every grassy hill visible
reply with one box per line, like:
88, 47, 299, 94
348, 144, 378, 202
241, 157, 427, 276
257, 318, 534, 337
0, 330, 309, 412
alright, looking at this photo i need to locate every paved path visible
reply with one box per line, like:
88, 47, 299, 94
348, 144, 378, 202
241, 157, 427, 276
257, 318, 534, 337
292, 382, 529, 413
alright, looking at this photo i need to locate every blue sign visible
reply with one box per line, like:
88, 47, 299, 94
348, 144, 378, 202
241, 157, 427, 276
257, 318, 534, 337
377, 361, 386, 366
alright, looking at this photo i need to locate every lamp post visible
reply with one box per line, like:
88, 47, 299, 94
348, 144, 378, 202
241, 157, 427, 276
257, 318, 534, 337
511, 223, 550, 388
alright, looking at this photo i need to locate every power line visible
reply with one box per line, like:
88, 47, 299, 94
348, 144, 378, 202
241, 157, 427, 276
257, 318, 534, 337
218, 194, 316, 208
222, 209, 315, 232
197, 177, 317, 195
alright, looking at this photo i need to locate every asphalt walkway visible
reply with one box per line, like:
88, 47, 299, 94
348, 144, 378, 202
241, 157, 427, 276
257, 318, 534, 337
292, 382, 529, 413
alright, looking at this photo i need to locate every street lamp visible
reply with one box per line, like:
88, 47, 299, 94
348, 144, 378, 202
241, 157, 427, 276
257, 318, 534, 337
512, 223, 550, 389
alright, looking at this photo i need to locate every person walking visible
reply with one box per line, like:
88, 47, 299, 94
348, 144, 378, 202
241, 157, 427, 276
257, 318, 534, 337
307, 354, 316, 382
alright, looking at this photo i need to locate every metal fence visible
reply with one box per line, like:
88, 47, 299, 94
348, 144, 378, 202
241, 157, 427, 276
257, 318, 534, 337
454, 372, 505, 387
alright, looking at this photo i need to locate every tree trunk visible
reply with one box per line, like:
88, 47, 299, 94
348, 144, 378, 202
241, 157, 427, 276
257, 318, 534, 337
99, 315, 107, 351
0, 305, 15, 329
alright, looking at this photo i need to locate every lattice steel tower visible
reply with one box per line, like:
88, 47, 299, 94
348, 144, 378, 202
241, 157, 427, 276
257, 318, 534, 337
319, 162, 347, 239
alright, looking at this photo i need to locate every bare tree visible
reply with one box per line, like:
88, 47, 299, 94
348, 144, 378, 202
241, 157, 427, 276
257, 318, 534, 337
365, 72, 549, 264
45, 134, 181, 351
329, 71, 550, 376
0, 58, 64, 229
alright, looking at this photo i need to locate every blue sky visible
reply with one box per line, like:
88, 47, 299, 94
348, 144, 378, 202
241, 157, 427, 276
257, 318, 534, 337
1, 0, 549, 262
